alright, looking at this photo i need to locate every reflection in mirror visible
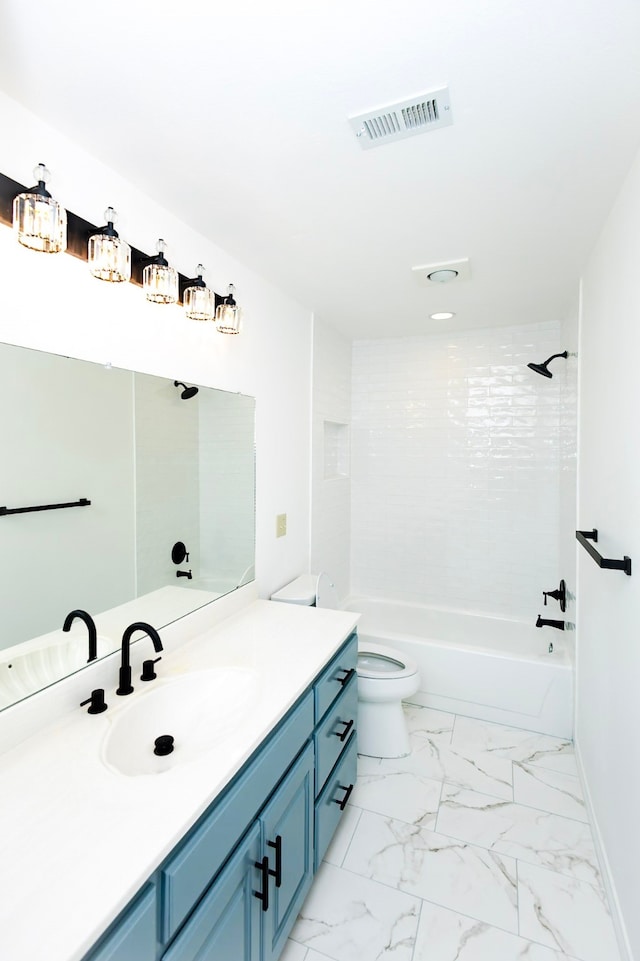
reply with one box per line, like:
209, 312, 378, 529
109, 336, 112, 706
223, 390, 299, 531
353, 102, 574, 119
0, 343, 255, 710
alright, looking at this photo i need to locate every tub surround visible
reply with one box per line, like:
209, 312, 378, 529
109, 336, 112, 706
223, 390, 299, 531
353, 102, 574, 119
0, 591, 359, 961
348, 596, 573, 738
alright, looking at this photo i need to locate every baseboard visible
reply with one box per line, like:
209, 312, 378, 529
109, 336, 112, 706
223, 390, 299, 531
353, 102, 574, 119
574, 740, 634, 961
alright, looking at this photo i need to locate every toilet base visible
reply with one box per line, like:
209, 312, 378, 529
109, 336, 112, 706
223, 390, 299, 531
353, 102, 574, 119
357, 697, 412, 758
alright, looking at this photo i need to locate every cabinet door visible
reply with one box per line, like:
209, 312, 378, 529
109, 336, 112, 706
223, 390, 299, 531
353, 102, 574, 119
259, 741, 314, 961
84, 885, 156, 961
162, 823, 261, 961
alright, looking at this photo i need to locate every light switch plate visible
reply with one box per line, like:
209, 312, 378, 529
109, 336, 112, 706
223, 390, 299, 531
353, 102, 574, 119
276, 513, 287, 537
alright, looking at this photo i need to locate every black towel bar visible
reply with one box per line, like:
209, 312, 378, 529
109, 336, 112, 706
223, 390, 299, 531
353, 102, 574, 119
0, 498, 91, 516
575, 529, 631, 576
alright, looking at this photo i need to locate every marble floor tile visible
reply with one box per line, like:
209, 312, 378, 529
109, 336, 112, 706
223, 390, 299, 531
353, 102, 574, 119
290, 861, 421, 961
436, 784, 601, 887
342, 809, 519, 933
451, 716, 577, 776
323, 804, 362, 867
513, 763, 587, 822
413, 900, 573, 961
357, 753, 383, 775
517, 862, 620, 961
279, 940, 308, 960
404, 703, 455, 741
351, 768, 443, 828
377, 733, 514, 801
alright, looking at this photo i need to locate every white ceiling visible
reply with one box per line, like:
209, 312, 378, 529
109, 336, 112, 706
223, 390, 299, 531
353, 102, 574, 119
1, 0, 640, 340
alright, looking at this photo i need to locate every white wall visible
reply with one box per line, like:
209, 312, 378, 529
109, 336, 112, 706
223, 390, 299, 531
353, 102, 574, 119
350, 323, 568, 620
0, 91, 312, 602
309, 319, 352, 601
576, 144, 640, 961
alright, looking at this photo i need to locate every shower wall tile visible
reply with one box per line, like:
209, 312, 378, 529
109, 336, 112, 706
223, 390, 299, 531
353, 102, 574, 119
311, 320, 352, 602
350, 322, 566, 619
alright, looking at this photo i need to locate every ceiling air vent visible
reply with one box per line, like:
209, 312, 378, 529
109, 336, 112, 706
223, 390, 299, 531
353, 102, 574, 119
349, 87, 452, 150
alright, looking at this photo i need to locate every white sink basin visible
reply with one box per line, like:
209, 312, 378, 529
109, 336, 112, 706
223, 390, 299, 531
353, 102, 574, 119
102, 668, 259, 777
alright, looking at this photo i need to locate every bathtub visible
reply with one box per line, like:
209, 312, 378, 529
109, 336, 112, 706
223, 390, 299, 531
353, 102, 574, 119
345, 596, 573, 738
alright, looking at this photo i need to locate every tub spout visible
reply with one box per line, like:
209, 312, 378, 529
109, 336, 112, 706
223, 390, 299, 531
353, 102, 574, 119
536, 614, 565, 631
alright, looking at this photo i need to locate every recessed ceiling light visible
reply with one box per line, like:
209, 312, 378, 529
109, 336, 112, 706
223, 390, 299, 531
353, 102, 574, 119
430, 311, 456, 320
427, 269, 458, 283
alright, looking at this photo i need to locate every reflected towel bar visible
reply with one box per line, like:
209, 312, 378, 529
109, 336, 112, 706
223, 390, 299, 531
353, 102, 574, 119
0, 497, 91, 516
576, 529, 632, 576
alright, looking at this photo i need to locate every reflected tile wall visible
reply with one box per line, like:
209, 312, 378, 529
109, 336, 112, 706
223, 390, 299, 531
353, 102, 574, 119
350, 322, 569, 618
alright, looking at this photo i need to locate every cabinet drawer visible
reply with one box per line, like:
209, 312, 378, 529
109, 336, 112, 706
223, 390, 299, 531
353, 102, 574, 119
160, 690, 314, 943
84, 884, 156, 961
314, 675, 358, 796
314, 632, 358, 723
314, 733, 357, 870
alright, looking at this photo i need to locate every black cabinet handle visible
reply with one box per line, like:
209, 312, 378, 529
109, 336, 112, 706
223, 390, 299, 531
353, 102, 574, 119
331, 782, 354, 811
332, 718, 354, 742
267, 835, 282, 888
253, 856, 270, 912
336, 667, 355, 686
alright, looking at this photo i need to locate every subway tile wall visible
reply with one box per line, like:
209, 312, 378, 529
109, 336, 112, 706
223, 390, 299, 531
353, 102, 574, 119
350, 322, 569, 620
311, 320, 352, 602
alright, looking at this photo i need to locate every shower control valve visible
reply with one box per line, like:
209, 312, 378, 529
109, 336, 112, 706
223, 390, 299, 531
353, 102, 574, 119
542, 579, 566, 612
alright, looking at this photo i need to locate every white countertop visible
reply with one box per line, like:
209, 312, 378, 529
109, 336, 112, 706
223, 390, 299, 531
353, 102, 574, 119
0, 597, 359, 961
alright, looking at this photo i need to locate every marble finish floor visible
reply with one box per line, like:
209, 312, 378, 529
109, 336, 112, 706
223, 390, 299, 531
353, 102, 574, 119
282, 705, 620, 961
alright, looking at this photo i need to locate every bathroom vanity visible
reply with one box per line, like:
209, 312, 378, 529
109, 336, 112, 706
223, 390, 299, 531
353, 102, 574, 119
0, 591, 359, 961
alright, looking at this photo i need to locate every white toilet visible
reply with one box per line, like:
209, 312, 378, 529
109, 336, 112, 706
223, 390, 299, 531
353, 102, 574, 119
270, 573, 420, 758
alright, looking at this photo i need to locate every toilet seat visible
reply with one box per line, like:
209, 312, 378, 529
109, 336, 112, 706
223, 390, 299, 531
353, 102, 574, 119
356, 641, 418, 680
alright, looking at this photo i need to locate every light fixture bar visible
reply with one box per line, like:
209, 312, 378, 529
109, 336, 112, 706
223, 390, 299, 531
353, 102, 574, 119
0, 170, 226, 309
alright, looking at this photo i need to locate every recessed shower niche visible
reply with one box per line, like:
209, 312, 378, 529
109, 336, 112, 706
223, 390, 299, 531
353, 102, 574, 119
323, 420, 350, 480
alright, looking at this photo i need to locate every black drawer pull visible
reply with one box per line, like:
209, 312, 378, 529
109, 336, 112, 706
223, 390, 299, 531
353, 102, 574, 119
267, 835, 282, 888
336, 667, 355, 686
253, 856, 270, 912
332, 782, 354, 811
332, 718, 354, 742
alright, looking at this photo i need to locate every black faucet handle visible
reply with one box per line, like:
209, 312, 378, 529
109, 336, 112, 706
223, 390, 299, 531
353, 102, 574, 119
141, 657, 162, 682
80, 688, 108, 714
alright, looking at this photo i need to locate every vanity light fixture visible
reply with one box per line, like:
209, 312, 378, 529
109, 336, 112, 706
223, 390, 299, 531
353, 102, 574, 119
183, 264, 216, 321
88, 208, 131, 283
143, 239, 178, 304
13, 163, 67, 253
215, 284, 242, 334
430, 311, 455, 320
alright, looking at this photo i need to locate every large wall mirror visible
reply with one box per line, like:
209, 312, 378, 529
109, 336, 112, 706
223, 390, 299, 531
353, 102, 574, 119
0, 342, 256, 711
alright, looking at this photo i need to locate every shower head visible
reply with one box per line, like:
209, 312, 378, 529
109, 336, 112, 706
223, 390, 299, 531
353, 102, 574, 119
174, 380, 199, 400
527, 351, 568, 379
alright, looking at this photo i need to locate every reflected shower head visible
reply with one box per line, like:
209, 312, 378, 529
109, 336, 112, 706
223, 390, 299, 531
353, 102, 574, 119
527, 351, 568, 379
174, 380, 199, 399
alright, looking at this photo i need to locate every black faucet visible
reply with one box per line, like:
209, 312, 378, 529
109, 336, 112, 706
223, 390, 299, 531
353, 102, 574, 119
536, 614, 565, 631
176, 570, 193, 579
62, 609, 98, 662
543, 579, 566, 612
117, 621, 163, 696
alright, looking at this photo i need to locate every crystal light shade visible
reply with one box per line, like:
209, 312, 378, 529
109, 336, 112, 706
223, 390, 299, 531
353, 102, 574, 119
88, 208, 131, 283
184, 265, 216, 321
143, 239, 178, 304
215, 284, 242, 334
13, 164, 67, 253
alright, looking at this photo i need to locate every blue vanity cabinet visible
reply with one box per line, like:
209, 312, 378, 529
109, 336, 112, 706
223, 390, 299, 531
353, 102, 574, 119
259, 741, 314, 961
161, 823, 262, 961
82, 631, 358, 961
84, 884, 156, 961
